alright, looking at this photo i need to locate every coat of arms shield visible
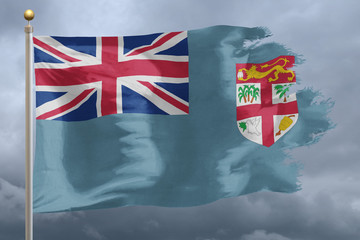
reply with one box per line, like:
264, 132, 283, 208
236, 56, 298, 147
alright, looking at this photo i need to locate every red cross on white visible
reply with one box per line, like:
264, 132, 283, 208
236, 56, 298, 147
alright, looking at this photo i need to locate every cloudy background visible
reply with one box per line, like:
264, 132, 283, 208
1, 0, 359, 239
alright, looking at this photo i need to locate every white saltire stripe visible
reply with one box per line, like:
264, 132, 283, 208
117, 75, 188, 84
118, 77, 188, 115
118, 32, 188, 62
34, 37, 102, 69
36, 82, 102, 118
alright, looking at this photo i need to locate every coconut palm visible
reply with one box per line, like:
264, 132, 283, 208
274, 84, 292, 102
250, 85, 260, 103
247, 85, 252, 102
244, 85, 250, 103
238, 86, 247, 103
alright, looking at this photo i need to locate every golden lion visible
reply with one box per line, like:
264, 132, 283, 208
238, 58, 295, 82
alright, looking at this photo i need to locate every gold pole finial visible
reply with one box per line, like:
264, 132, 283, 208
24, 9, 35, 21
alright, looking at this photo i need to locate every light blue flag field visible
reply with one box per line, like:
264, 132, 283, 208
33, 25, 334, 213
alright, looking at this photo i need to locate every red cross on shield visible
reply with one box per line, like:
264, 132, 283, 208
236, 56, 299, 147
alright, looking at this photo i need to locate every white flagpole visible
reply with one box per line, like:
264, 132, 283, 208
24, 9, 34, 240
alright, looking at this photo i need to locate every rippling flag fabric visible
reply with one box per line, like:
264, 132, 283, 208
34, 32, 189, 120
33, 25, 334, 213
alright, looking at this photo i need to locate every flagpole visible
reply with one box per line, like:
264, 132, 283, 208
24, 9, 34, 240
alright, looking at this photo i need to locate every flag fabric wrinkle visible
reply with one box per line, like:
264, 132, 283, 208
33, 25, 334, 213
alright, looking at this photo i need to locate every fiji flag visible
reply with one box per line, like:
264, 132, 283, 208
33, 26, 334, 213
34, 32, 189, 121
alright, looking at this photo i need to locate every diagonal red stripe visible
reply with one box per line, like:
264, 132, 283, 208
127, 32, 183, 56
35, 33, 189, 119
33, 37, 81, 63
139, 81, 189, 114
37, 88, 95, 120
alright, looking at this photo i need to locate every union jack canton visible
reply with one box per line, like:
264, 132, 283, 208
34, 32, 189, 121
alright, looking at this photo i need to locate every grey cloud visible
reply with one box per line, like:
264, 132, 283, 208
35, 211, 85, 222
0, 178, 24, 222
0, 178, 24, 240
1, 0, 360, 240
29, 189, 360, 240
195, 237, 219, 240
143, 219, 160, 231
83, 224, 107, 240
0, 29, 26, 185
241, 230, 291, 240
0, 0, 64, 186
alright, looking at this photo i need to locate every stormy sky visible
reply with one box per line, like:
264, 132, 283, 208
1, 0, 360, 239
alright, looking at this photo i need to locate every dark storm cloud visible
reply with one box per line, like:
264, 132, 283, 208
1, 0, 359, 240
0, 179, 25, 240
241, 230, 291, 240
282, 0, 360, 190
30, 190, 360, 240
